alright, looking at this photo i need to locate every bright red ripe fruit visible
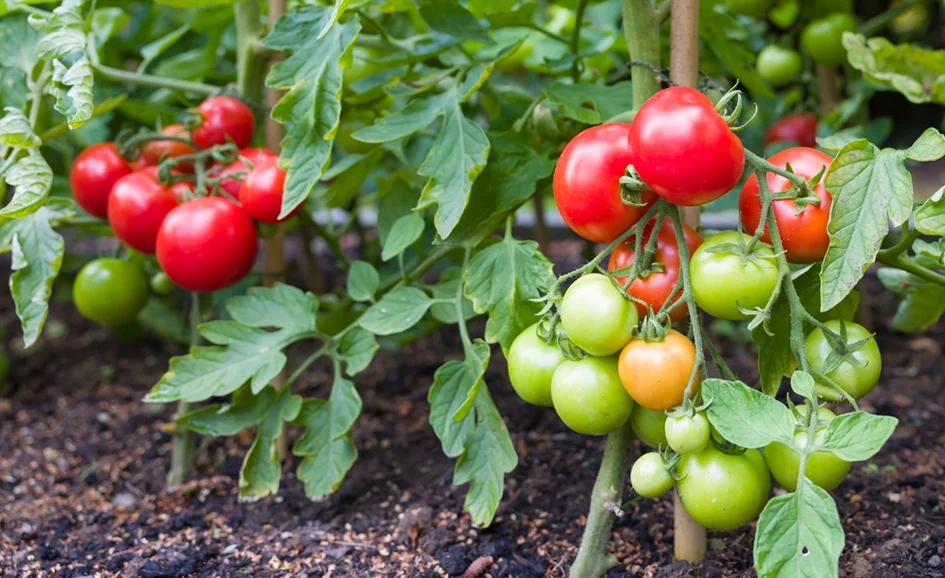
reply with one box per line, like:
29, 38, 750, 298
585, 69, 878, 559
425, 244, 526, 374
239, 159, 296, 223
764, 114, 818, 148
142, 124, 196, 171
553, 123, 657, 243
211, 148, 278, 198
192, 96, 255, 150
70, 143, 132, 218
739, 147, 833, 264
628, 87, 746, 206
108, 171, 180, 254
156, 197, 258, 293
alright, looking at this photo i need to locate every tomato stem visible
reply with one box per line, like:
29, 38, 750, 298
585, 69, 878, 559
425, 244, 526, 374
166, 292, 202, 488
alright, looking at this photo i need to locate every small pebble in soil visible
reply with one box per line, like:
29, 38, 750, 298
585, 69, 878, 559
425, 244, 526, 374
112, 492, 138, 509
930, 555, 942, 567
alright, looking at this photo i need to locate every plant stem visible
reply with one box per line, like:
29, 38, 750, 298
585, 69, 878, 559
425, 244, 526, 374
532, 194, 550, 254
859, 0, 932, 36
816, 65, 841, 115
235, 0, 266, 102
92, 63, 217, 95
878, 254, 945, 286
621, 0, 662, 108
570, 0, 589, 81
568, 421, 635, 578
166, 293, 201, 488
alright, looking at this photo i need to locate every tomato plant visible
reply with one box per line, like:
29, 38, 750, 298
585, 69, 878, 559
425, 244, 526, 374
618, 329, 699, 411
191, 96, 256, 150
142, 124, 197, 170
211, 148, 278, 197
550, 356, 635, 436
665, 412, 710, 454
801, 14, 857, 66
108, 170, 179, 254
560, 273, 639, 356
73, 258, 149, 327
507, 323, 565, 407
757, 45, 804, 88
806, 320, 882, 401
690, 231, 779, 321
630, 405, 669, 449
764, 113, 819, 148
69, 143, 132, 218
630, 452, 673, 498
676, 445, 771, 531
239, 159, 295, 223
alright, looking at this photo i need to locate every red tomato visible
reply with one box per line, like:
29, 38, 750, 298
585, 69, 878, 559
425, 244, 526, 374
69, 143, 133, 218
764, 114, 818, 148
142, 124, 196, 171
608, 217, 702, 321
131, 155, 154, 172
211, 148, 278, 198
192, 96, 255, 150
553, 123, 657, 243
239, 159, 297, 223
739, 147, 833, 264
108, 171, 180, 254
628, 87, 745, 206
156, 197, 258, 293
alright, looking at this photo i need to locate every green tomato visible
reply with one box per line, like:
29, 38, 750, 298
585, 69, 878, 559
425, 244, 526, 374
805, 320, 882, 401
808, 0, 853, 19
551, 356, 634, 435
506, 323, 566, 407
890, 4, 929, 36
677, 446, 771, 531
765, 428, 851, 492
665, 412, 710, 454
801, 13, 857, 66
690, 232, 779, 321
631, 452, 674, 498
630, 406, 668, 449
73, 258, 149, 327
725, 0, 774, 16
757, 45, 804, 88
560, 273, 638, 356
150, 271, 175, 296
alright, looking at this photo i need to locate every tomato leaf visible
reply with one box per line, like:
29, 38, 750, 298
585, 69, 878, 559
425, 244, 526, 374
30, 0, 94, 129
844, 33, 945, 105
915, 185, 945, 236
318, 148, 384, 208
346, 260, 380, 302
418, 1, 492, 43
225, 283, 320, 332
543, 81, 635, 125
1, 150, 52, 219
240, 388, 303, 500
464, 235, 555, 352
428, 340, 490, 457
754, 479, 844, 578
339, 327, 378, 376
153, 0, 242, 6
699, 0, 774, 99
789, 371, 817, 402
703, 379, 795, 447
877, 267, 945, 332
293, 374, 362, 498
358, 287, 432, 335
430, 267, 476, 324
0, 14, 40, 75
381, 212, 424, 261
820, 412, 898, 462
263, 5, 360, 219
820, 134, 939, 311
0, 107, 40, 148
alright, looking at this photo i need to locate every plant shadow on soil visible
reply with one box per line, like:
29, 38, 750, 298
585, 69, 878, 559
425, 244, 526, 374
1, 248, 944, 578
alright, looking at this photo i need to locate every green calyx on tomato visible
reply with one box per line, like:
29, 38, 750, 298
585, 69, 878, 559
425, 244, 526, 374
801, 13, 857, 66
677, 445, 771, 531
765, 406, 851, 492
805, 320, 882, 402
560, 273, 639, 357
630, 405, 669, 449
631, 452, 674, 498
551, 356, 634, 436
73, 258, 150, 327
757, 45, 804, 88
507, 323, 566, 407
690, 231, 779, 321
665, 412, 710, 455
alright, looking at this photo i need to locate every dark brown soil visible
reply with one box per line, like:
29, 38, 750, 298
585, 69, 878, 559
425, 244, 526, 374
1, 251, 944, 578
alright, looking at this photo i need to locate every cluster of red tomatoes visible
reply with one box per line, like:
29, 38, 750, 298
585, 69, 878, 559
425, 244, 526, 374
505, 85, 883, 530
69, 95, 295, 326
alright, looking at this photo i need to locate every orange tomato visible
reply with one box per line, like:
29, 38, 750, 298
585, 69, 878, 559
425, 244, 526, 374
618, 329, 699, 410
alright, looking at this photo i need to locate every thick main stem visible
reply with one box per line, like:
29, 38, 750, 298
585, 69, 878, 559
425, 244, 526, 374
166, 293, 201, 487
668, 0, 707, 564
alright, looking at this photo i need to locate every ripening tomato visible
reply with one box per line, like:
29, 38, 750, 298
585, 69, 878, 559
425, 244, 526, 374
628, 87, 746, 206
559, 273, 639, 356
239, 159, 296, 223
677, 446, 771, 531
506, 323, 566, 407
765, 407, 851, 492
618, 329, 699, 411
630, 405, 669, 449
689, 231, 780, 321
108, 171, 179, 254
764, 114, 818, 148
156, 197, 258, 293
631, 452, 674, 498
608, 218, 702, 321
73, 258, 149, 326
551, 356, 634, 435
70, 143, 133, 218
739, 147, 833, 264
553, 124, 657, 243
192, 96, 255, 150
143, 124, 196, 171
805, 320, 882, 401
211, 148, 278, 198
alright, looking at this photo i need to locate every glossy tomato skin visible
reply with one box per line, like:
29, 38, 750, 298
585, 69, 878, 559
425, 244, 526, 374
665, 412, 710, 454
192, 96, 255, 150
677, 446, 771, 531
553, 124, 657, 243
143, 124, 196, 171
628, 87, 745, 206
551, 356, 634, 436
630, 406, 669, 449
766, 428, 851, 492
506, 323, 566, 407
631, 452, 673, 498
806, 320, 882, 401
764, 114, 818, 148
739, 147, 833, 264
108, 171, 179, 254
609, 218, 702, 321
560, 273, 639, 356
618, 329, 699, 411
239, 159, 296, 223
150, 271, 175, 295
70, 143, 133, 218
801, 13, 857, 66
690, 231, 779, 320
757, 45, 804, 88
156, 197, 258, 293
212, 148, 278, 198
73, 258, 149, 326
